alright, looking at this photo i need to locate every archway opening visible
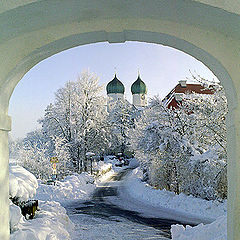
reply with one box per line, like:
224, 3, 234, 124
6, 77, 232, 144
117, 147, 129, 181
8, 38, 232, 239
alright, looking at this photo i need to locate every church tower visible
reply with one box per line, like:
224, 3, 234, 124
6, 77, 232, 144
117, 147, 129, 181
106, 74, 125, 102
131, 73, 147, 108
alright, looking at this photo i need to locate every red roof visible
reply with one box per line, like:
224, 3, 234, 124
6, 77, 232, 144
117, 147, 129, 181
174, 84, 213, 94
163, 83, 214, 109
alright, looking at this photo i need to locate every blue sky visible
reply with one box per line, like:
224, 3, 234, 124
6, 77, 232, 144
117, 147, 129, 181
9, 41, 217, 139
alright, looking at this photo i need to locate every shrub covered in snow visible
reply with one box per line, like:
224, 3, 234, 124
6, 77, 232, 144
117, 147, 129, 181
9, 165, 74, 240
36, 172, 96, 204
9, 164, 38, 202
182, 149, 227, 200
131, 77, 227, 200
14, 129, 53, 180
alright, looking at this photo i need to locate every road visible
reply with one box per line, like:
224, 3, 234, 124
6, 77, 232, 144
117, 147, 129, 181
66, 168, 195, 240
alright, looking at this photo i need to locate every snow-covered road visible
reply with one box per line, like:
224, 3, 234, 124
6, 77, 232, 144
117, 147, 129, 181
10, 162, 226, 239
65, 169, 194, 240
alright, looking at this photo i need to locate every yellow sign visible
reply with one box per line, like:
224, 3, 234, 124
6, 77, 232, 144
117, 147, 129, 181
50, 157, 59, 163
52, 163, 57, 169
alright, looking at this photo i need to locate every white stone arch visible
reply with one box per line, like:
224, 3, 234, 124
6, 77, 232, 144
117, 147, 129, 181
1, 1, 240, 239
4, 29, 238, 238
3, 30, 238, 110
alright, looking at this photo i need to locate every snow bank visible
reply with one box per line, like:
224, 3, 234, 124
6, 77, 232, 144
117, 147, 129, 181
9, 165, 73, 240
9, 164, 38, 201
10, 200, 23, 232
171, 215, 227, 240
124, 168, 227, 240
10, 200, 74, 240
36, 159, 124, 204
36, 173, 96, 204
125, 168, 226, 220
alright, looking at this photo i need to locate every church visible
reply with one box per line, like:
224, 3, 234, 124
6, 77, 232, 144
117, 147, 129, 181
106, 73, 214, 109
106, 73, 147, 108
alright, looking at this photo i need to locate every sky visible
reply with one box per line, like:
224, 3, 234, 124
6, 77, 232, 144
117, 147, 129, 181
8, 41, 217, 139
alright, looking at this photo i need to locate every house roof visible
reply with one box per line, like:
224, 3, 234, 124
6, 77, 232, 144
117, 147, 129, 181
174, 83, 213, 94
163, 82, 214, 108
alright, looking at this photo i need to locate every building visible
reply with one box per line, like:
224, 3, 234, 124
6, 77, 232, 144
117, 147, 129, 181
131, 73, 147, 108
106, 73, 147, 108
163, 79, 214, 109
106, 74, 125, 101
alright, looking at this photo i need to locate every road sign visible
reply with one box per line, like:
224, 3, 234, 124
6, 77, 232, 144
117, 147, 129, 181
50, 157, 59, 163
52, 163, 57, 169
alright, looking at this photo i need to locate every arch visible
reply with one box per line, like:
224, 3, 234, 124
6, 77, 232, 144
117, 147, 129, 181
1, 1, 240, 240
3, 30, 237, 111
5, 29, 238, 238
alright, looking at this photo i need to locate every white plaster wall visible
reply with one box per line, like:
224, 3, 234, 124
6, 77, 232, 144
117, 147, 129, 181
132, 94, 147, 107
0, 130, 9, 239
107, 93, 124, 102
194, 0, 240, 14
0, 1, 240, 239
2, 0, 240, 16
0, 0, 39, 14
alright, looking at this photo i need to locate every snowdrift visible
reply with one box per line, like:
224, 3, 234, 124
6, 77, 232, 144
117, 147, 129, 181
10, 201, 74, 240
171, 215, 227, 240
36, 172, 96, 204
9, 164, 74, 240
9, 164, 38, 201
124, 167, 227, 240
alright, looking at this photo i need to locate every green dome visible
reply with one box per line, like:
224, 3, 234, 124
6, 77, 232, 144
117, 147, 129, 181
106, 74, 125, 94
131, 75, 147, 94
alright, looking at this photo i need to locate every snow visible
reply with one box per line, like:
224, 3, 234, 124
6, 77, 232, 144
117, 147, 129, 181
103, 156, 136, 171
36, 173, 96, 205
93, 156, 132, 182
122, 167, 227, 240
35, 160, 119, 205
10, 200, 23, 232
9, 161, 228, 240
9, 165, 74, 240
171, 215, 227, 240
124, 167, 226, 221
94, 161, 113, 175
128, 158, 140, 168
10, 201, 74, 240
9, 164, 38, 201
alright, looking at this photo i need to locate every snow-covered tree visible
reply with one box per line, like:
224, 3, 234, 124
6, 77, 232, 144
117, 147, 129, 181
178, 75, 228, 199
18, 140, 52, 180
107, 99, 136, 156
9, 136, 24, 162
180, 76, 227, 156
131, 97, 192, 193
39, 71, 109, 173
52, 136, 72, 177
131, 76, 228, 200
9, 129, 53, 179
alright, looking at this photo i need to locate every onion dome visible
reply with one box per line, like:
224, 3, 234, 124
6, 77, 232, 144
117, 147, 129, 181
131, 74, 147, 94
106, 74, 125, 94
